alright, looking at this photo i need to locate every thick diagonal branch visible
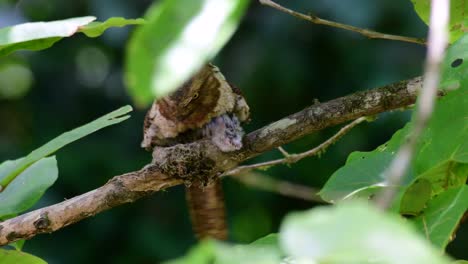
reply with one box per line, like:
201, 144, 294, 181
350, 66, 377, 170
0, 77, 422, 245
0, 165, 181, 245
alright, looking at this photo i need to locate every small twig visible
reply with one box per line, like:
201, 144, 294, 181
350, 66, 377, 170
259, 0, 426, 45
277, 146, 290, 157
224, 117, 368, 176
235, 172, 326, 203
375, 0, 449, 209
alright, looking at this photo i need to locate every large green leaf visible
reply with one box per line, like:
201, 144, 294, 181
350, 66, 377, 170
0, 105, 132, 190
164, 241, 215, 264
320, 78, 468, 207
0, 157, 57, 218
319, 124, 414, 205
0, 249, 46, 264
320, 34, 468, 249
412, 185, 468, 249
280, 201, 452, 264
125, 0, 250, 106
410, 0, 467, 43
320, 34, 468, 203
440, 33, 468, 93
0, 17, 143, 56
165, 239, 282, 264
250, 234, 279, 248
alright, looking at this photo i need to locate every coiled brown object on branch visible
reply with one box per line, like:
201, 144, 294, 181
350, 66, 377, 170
142, 64, 250, 240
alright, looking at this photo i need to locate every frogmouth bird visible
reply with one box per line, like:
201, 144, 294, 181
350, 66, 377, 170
142, 63, 250, 240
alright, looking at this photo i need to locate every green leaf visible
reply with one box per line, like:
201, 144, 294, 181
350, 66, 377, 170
0, 17, 143, 56
165, 239, 282, 264
0, 16, 94, 56
9, 240, 26, 251
410, 0, 467, 43
0, 249, 47, 264
320, 82, 467, 209
125, 0, 250, 106
413, 185, 468, 249
400, 179, 432, 216
319, 125, 414, 204
320, 35, 468, 212
212, 241, 282, 264
320, 34, 468, 249
250, 234, 279, 247
280, 201, 452, 264
165, 241, 216, 264
0, 105, 132, 190
440, 33, 468, 91
79, 17, 145, 37
0, 157, 57, 218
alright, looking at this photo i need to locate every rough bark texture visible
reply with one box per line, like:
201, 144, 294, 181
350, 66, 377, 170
240, 78, 421, 160
0, 77, 422, 246
0, 165, 181, 245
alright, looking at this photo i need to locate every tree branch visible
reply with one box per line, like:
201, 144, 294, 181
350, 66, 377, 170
259, 0, 426, 45
224, 117, 368, 176
0, 166, 181, 245
0, 77, 423, 245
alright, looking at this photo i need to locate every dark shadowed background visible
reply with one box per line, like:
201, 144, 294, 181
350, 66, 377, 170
0, 0, 466, 263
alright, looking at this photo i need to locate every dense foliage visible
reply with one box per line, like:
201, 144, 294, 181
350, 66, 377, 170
0, 0, 466, 263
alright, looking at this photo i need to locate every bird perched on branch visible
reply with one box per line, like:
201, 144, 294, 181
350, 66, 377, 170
142, 63, 250, 240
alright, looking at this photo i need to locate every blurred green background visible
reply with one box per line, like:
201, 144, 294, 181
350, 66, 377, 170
0, 0, 466, 263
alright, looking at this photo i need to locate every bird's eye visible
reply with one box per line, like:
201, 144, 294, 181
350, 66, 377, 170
192, 92, 199, 99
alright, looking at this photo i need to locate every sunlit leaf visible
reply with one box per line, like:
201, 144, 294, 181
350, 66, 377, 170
440, 33, 468, 93
413, 186, 468, 249
320, 34, 468, 250
0, 17, 143, 56
250, 234, 279, 247
410, 0, 467, 42
280, 201, 452, 264
164, 241, 215, 264
0, 249, 47, 264
165, 239, 282, 264
319, 125, 414, 205
79, 17, 145, 37
0, 157, 57, 218
320, 35, 468, 209
125, 0, 249, 106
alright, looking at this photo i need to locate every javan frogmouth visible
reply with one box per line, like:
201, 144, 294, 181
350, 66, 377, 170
142, 63, 250, 240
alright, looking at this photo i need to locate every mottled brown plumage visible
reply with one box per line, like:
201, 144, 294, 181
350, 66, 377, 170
141, 63, 250, 240
142, 63, 249, 150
